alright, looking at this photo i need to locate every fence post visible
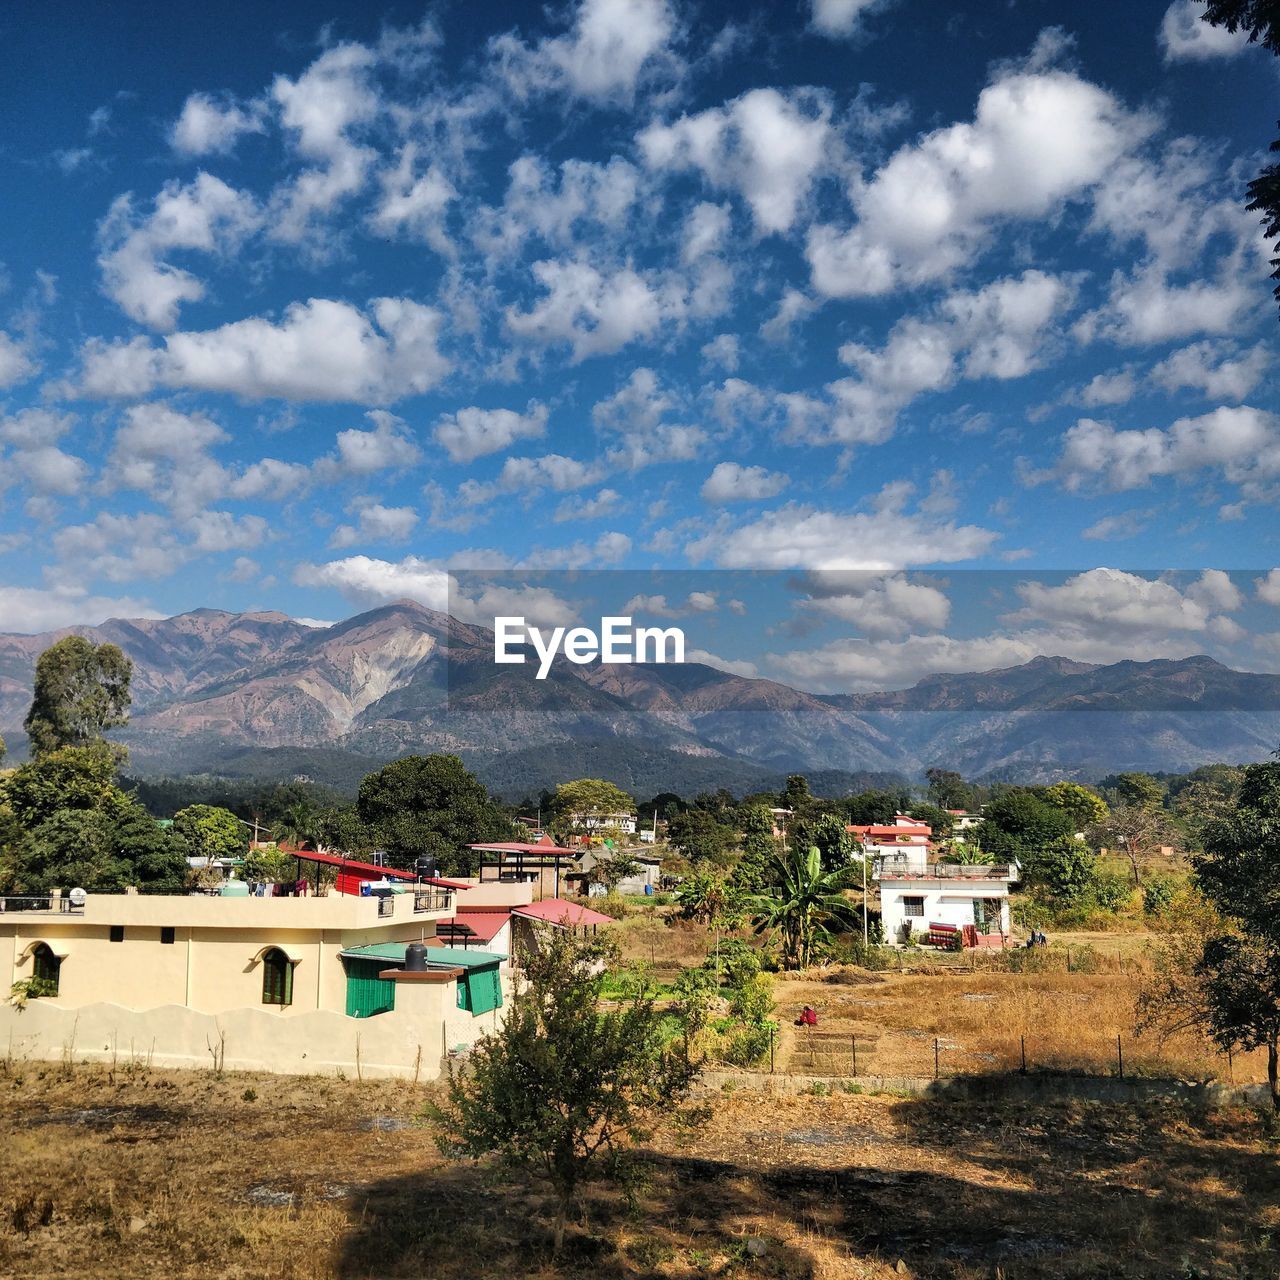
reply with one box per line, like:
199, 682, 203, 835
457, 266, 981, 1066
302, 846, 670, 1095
1117, 1035, 1124, 1080
851, 1035, 857, 1077
1066, 945, 1072, 973
934, 1037, 940, 1080
1227, 1046, 1234, 1083
770, 1024, 776, 1074
1020, 1035, 1027, 1075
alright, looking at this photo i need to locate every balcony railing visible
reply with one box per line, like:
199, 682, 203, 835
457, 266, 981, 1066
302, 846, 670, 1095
413, 888, 454, 914
875, 859, 1014, 880
0, 895, 84, 914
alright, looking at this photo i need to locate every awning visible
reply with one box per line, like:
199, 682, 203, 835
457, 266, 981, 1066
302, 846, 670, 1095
437, 911, 510, 944
340, 941, 507, 968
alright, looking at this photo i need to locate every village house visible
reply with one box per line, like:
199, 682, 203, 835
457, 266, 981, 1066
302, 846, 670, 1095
849, 816, 1015, 947
0, 870, 613, 1079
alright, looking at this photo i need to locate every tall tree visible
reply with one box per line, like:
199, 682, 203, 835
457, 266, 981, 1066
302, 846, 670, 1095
357, 753, 512, 875
1200, 1, 1280, 315
549, 778, 635, 838
925, 768, 973, 810
23, 637, 132, 758
435, 929, 698, 1251
1044, 781, 1109, 831
172, 805, 248, 866
731, 804, 778, 892
793, 811, 856, 873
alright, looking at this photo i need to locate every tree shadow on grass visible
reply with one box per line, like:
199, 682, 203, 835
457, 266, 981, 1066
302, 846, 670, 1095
336, 1096, 1280, 1280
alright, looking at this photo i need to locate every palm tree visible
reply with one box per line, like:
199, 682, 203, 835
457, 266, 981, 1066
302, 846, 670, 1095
272, 801, 317, 850
749, 846, 857, 970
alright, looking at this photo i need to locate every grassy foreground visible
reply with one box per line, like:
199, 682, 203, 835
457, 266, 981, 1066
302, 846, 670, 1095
1, 1061, 1278, 1279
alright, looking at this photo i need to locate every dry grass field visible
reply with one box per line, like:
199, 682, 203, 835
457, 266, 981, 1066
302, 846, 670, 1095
1, 1061, 1278, 1279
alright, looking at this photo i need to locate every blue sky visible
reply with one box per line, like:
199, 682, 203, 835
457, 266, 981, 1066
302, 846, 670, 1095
1, 0, 1279, 688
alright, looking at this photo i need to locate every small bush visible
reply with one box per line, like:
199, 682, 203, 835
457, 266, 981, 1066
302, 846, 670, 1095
594, 893, 631, 920
721, 1023, 774, 1066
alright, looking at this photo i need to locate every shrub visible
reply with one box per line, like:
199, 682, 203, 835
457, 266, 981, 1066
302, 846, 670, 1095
1088, 869, 1135, 912
594, 893, 631, 920
721, 1023, 773, 1067
1143, 875, 1178, 916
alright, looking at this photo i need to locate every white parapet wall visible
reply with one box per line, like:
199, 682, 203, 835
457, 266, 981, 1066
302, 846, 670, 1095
0, 978, 506, 1081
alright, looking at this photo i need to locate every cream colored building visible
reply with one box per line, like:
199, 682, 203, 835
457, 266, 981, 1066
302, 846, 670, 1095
0, 880, 532, 1080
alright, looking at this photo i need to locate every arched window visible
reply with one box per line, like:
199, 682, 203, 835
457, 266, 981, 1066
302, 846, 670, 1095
31, 943, 60, 994
261, 948, 293, 1007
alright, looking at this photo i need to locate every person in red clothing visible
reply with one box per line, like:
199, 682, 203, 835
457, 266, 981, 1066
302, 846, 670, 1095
795, 1005, 818, 1027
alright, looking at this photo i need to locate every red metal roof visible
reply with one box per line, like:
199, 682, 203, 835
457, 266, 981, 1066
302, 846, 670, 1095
468, 841, 578, 858
286, 849, 417, 879
513, 899, 615, 928
437, 911, 510, 943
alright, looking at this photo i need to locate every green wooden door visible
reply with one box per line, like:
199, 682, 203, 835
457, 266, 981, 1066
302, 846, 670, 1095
344, 958, 397, 1018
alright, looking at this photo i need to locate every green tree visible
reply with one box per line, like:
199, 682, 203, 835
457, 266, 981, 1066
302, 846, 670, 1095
315, 804, 379, 857
357, 754, 512, 875
665, 807, 735, 865
750, 845, 856, 970
793, 811, 856, 873
732, 804, 778, 891
9, 810, 129, 893
172, 805, 248, 866
979, 790, 1075, 861
23, 637, 132, 758
925, 768, 973, 810
435, 929, 698, 1250
908, 802, 954, 841
110, 806, 189, 892
1044, 781, 1109, 831
780, 774, 811, 812
1200, 2, 1280, 315
1110, 772, 1164, 811
272, 800, 318, 848
1021, 835, 1099, 902
842, 789, 904, 825
2, 742, 130, 829
674, 873, 746, 929
550, 778, 635, 838
1189, 760, 1280, 1105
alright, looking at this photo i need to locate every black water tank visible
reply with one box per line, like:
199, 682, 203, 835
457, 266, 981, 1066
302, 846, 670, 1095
415, 857, 437, 880
405, 942, 428, 972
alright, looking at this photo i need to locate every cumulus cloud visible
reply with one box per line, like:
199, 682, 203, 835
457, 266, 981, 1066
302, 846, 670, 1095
491, 0, 679, 105
0, 585, 163, 634
809, 0, 891, 39
687, 487, 998, 569
74, 297, 450, 403
330, 502, 419, 547
1047, 406, 1280, 497
1150, 341, 1270, 401
640, 88, 831, 235
294, 554, 450, 611
1159, 0, 1251, 62
97, 173, 259, 330
434, 402, 549, 464
796, 571, 951, 636
701, 461, 789, 503
806, 63, 1148, 296
169, 92, 267, 155
0, 330, 38, 389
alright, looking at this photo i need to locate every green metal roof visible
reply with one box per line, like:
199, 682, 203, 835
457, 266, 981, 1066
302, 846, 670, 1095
339, 942, 506, 968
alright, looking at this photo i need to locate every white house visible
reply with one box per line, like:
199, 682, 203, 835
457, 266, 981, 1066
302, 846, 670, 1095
871, 838, 1016, 948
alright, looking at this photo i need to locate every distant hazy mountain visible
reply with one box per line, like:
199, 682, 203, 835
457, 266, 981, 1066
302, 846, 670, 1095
2, 602, 1278, 795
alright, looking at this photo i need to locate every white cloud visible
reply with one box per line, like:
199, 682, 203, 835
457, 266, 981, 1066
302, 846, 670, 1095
269, 43, 379, 241
687, 648, 759, 677
294, 554, 450, 611
97, 173, 260, 330
1081, 509, 1153, 541
320, 410, 423, 478
1005, 567, 1229, 633
807, 64, 1147, 296
506, 259, 673, 360
701, 461, 789, 503
798, 571, 952, 637
1256, 570, 1280, 606
330, 502, 419, 547
77, 297, 450, 403
640, 88, 831, 235
434, 402, 549, 464
701, 333, 740, 371
1159, 0, 1251, 62
554, 488, 621, 522
0, 331, 37, 389
809, 0, 890, 39
185, 510, 269, 553
1150, 341, 1270, 401
169, 92, 266, 155
1050, 406, 1280, 496
0, 585, 162, 634
491, 0, 678, 105
687, 490, 998, 569
369, 144, 457, 253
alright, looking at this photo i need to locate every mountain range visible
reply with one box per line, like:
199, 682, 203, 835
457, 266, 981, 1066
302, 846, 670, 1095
2, 601, 1278, 796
